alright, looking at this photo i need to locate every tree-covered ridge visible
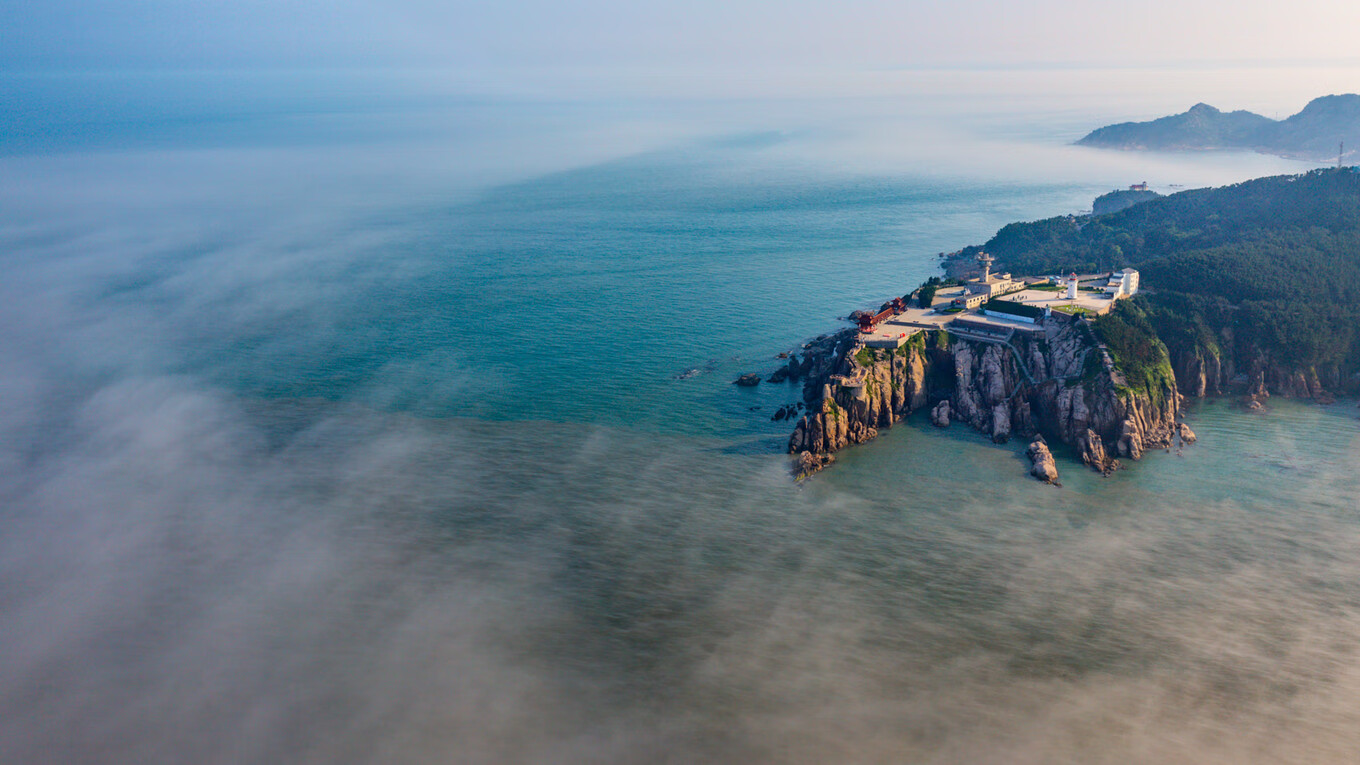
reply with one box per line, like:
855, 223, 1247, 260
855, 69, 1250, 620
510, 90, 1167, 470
971, 168, 1360, 277
1092, 188, 1161, 216
965, 168, 1360, 393
1079, 103, 1273, 151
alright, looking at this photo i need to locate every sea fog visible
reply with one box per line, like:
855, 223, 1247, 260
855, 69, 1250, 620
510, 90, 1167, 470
3, 67, 1360, 762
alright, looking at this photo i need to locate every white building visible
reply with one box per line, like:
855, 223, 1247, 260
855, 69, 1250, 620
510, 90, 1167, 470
1105, 268, 1140, 298
951, 292, 988, 310
966, 251, 1022, 299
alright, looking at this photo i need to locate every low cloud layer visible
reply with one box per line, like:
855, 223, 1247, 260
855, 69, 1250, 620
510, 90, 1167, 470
2, 88, 1360, 763
5, 368, 1360, 763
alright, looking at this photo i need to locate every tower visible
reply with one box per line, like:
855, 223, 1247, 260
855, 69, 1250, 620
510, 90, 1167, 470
976, 251, 995, 282
1065, 272, 1078, 300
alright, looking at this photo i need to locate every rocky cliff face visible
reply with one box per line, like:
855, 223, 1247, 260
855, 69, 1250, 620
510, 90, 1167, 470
789, 314, 1184, 477
1170, 344, 1227, 398
1168, 341, 1349, 403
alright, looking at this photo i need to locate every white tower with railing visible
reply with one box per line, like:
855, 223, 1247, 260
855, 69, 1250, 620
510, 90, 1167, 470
977, 251, 995, 282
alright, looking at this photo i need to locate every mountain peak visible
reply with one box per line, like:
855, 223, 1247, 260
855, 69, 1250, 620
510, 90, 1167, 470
1296, 93, 1360, 116
1078, 94, 1360, 160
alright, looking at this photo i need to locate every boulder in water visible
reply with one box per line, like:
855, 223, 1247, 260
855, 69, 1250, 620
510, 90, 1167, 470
931, 400, 951, 428
1178, 422, 1197, 444
1026, 436, 1059, 484
793, 450, 834, 480
1078, 429, 1118, 475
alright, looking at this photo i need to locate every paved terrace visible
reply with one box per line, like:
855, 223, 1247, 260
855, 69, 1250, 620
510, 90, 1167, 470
860, 303, 953, 348
1002, 287, 1118, 316
856, 277, 1120, 349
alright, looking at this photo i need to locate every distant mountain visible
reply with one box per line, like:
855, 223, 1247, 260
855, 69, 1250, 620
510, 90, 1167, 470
1077, 95, 1360, 160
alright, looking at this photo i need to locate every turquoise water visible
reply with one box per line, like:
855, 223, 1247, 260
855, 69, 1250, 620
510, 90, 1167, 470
2, 71, 1358, 763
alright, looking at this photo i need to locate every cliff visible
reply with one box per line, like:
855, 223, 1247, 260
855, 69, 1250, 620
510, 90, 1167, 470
789, 313, 1184, 479
1167, 335, 1341, 403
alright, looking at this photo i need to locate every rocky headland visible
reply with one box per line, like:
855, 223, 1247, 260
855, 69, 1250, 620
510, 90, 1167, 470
786, 312, 1184, 480
776, 168, 1360, 480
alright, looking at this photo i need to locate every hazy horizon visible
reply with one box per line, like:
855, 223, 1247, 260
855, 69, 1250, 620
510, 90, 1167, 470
7, 0, 1360, 72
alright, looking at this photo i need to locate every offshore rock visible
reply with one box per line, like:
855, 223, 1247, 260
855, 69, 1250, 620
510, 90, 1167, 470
734, 373, 762, 387
1077, 429, 1119, 475
1178, 422, 1198, 444
767, 367, 790, 383
931, 400, 951, 427
1026, 437, 1060, 483
793, 450, 834, 480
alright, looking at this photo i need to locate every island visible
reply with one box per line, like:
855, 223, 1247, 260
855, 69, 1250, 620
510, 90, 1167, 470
778, 167, 1360, 480
1076, 95, 1360, 162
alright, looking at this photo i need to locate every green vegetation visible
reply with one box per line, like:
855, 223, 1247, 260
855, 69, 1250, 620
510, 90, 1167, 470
1028, 280, 1064, 292
970, 168, 1360, 388
1093, 188, 1162, 216
1094, 301, 1178, 409
916, 276, 942, 308
1052, 305, 1092, 316
897, 330, 927, 357
1080, 345, 1105, 383
855, 347, 876, 366
984, 299, 1044, 320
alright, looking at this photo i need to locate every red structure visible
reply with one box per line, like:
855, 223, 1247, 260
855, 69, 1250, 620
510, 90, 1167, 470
856, 296, 910, 332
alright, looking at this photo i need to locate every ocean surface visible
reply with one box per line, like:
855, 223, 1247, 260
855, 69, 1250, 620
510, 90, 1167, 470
3, 68, 1360, 763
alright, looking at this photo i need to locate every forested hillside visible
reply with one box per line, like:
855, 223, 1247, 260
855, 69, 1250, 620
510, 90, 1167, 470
957, 168, 1360, 396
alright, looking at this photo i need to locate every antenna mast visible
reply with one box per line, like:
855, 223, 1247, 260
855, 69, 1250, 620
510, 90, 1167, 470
1340, 141, 1345, 170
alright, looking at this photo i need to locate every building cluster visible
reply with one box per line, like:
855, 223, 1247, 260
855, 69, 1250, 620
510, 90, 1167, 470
853, 251, 1142, 350
949, 253, 1022, 310
1105, 268, 1139, 297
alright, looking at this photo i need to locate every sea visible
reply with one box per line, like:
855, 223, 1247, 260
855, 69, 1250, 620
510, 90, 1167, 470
2, 66, 1360, 763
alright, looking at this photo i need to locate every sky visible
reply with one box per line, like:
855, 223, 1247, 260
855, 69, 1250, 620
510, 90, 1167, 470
5, 0, 1360, 72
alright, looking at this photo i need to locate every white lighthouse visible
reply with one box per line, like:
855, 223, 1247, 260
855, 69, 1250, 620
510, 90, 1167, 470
1065, 272, 1079, 300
